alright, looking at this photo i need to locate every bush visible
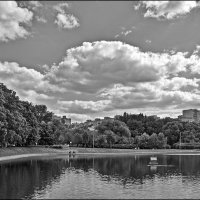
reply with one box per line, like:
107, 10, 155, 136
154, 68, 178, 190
112, 144, 136, 149
173, 143, 200, 149
164, 144, 171, 149
51, 145, 63, 149
94, 143, 136, 149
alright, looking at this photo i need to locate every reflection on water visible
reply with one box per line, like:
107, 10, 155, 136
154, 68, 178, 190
1, 154, 200, 199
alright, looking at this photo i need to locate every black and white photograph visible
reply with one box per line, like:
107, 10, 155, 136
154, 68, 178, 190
1, 1, 200, 199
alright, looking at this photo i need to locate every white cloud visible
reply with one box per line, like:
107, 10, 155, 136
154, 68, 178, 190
123, 30, 132, 36
98, 84, 133, 99
115, 28, 133, 39
19, 90, 54, 103
145, 40, 151, 44
0, 61, 64, 104
18, 1, 47, 24
0, 1, 33, 42
17, 1, 43, 11
114, 34, 119, 38
55, 13, 79, 29
3, 41, 200, 122
46, 41, 197, 94
28, 1, 43, 9
136, 1, 199, 20
193, 45, 200, 54
158, 77, 200, 91
35, 16, 47, 23
98, 80, 200, 112
53, 2, 79, 30
40, 41, 200, 118
58, 99, 111, 114
53, 3, 69, 13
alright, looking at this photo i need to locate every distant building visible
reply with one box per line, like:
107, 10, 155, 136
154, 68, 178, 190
61, 116, 71, 125
53, 115, 71, 125
179, 109, 200, 122
92, 118, 101, 125
85, 119, 93, 127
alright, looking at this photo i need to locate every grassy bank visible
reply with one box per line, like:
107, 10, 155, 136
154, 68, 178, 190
1, 146, 200, 162
0, 146, 68, 158
70, 147, 200, 156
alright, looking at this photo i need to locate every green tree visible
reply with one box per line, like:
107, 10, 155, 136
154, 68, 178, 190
148, 133, 158, 149
26, 128, 40, 146
82, 131, 89, 147
163, 121, 183, 146
0, 128, 8, 147
157, 132, 167, 149
137, 132, 150, 149
127, 119, 144, 136
72, 133, 83, 147
105, 130, 116, 148
96, 135, 107, 147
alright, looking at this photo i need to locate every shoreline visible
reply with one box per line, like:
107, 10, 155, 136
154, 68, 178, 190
1, 147, 200, 162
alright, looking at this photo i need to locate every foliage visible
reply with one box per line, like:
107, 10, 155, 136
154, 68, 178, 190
105, 130, 116, 148
2, 83, 200, 149
162, 121, 183, 146
0, 83, 53, 147
96, 135, 107, 147
96, 119, 131, 138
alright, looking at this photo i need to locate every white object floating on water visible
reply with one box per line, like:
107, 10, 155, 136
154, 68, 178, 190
149, 156, 158, 165
150, 156, 157, 161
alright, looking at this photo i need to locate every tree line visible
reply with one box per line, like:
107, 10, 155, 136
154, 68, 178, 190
1, 83, 200, 149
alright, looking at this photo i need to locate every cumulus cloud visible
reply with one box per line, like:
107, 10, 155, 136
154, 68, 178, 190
115, 26, 135, 38
28, 1, 43, 10
53, 2, 79, 29
25, 41, 198, 119
0, 1, 33, 42
46, 41, 198, 94
55, 13, 79, 29
193, 45, 200, 54
18, 1, 43, 11
136, 1, 199, 20
2, 41, 200, 121
145, 40, 151, 44
35, 16, 47, 23
53, 2, 69, 13
58, 100, 111, 114
98, 84, 133, 99
158, 77, 200, 91
111, 81, 200, 110
0, 61, 65, 105
18, 1, 48, 24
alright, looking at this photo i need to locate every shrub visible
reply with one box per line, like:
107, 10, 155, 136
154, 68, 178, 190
164, 144, 171, 149
112, 144, 136, 149
173, 143, 200, 149
52, 145, 63, 149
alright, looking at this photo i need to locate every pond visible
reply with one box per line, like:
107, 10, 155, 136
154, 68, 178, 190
0, 154, 200, 199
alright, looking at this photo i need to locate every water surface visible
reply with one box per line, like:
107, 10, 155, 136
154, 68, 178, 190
0, 154, 200, 199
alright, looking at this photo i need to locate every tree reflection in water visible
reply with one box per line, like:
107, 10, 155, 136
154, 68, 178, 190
1, 154, 200, 199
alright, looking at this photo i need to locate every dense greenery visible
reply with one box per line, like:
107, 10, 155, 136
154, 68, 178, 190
0, 83, 60, 147
1, 83, 200, 149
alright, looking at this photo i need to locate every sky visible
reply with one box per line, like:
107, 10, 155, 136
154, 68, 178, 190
1, 1, 200, 122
